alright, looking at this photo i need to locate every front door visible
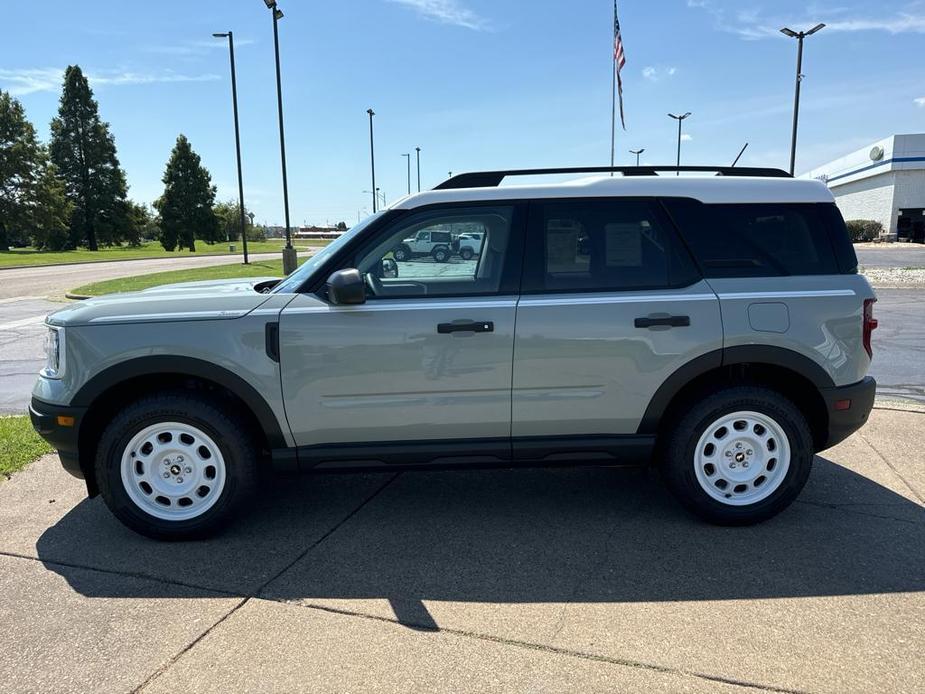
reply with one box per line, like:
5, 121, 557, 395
279, 203, 524, 465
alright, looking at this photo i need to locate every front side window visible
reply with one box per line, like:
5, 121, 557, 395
354, 206, 515, 298
524, 199, 697, 292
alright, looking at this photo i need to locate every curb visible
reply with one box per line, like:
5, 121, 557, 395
0, 248, 320, 272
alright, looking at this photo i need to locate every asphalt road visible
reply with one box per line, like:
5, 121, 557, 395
856, 244, 925, 268
0, 252, 282, 301
0, 407, 923, 692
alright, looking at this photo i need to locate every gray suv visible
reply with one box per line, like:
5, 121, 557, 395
31, 166, 878, 539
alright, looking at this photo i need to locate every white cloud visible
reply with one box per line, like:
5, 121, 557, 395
387, 0, 490, 31
688, 1, 925, 40
915, 97, 925, 107
0, 67, 220, 96
642, 66, 677, 82
680, 133, 693, 142
144, 38, 256, 56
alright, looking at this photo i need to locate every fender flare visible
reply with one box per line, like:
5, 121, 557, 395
72, 355, 287, 449
637, 346, 834, 435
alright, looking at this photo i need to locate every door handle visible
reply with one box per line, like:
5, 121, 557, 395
437, 320, 494, 334
634, 315, 690, 329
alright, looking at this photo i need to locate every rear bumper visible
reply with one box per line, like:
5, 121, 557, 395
29, 397, 86, 479
819, 376, 876, 450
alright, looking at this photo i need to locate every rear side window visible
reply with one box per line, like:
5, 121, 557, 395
664, 199, 841, 277
523, 199, 699, 292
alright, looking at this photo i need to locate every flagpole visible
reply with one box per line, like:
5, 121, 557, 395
610, 5, 616, 173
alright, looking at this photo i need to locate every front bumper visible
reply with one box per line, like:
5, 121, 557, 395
29, 397, 87, 480
819, 376, 876, 450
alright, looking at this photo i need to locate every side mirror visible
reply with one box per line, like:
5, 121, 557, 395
380, 257, 399, 279
326, 268, 366, 305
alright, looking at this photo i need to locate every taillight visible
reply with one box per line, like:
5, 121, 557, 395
863, 298, 878, 359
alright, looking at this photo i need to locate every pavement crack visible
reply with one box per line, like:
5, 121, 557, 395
857, 432, 925, 504
132, 472, 400, 692
279, 599, 807, 694
0, 549, 238, 597
795, 500, 924, 525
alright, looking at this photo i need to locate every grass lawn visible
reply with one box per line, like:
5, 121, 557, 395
71, 258, 306, 296
0, 239, 327, 269
0, 416, 53, 481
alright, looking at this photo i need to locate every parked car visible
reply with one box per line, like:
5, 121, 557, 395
392, 229, 456, 263
31, 165, 877, 539
456, 232, 484, 260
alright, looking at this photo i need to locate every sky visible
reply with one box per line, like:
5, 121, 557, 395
2, 0, 924, 226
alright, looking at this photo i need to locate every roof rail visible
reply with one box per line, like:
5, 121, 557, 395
433, 165, 791, 190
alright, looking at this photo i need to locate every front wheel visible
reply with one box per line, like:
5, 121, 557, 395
460, 247, 474, 260
95, 391, 259, 540
393, 245, 411, 262
661, 386, 813, 525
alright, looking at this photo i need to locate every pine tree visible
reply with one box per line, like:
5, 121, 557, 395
49, 65, 129, 251
0, 90, 71, 250
155, 134, 219, 252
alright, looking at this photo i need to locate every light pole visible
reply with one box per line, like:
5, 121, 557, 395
367, 109, 377, 212
213, 31, 249, 264
415, 147, 421, 192
781, 23, 825, 176
363, 189, 385, 208
402, 153, 411, 195
261, 0, 296, 274
668, 112, 691, 175
629, 148, 645, 166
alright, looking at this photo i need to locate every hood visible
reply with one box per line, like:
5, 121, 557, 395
48, 277, 281, 327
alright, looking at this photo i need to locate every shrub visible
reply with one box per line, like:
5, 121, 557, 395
845, 219, 883, 243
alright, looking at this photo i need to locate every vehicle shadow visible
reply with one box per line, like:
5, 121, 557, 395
36, 456, 925, 630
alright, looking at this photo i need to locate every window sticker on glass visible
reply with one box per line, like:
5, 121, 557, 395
604, 223, 642, 267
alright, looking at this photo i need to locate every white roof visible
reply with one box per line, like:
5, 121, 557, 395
392, 174, 834, 210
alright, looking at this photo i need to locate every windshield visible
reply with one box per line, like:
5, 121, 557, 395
272, 211, 387, 293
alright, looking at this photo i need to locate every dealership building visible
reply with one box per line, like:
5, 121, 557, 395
803, 133, 925, 242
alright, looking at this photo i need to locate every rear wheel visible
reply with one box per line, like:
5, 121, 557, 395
661, 386, 813, 525
95, 391, 259, 540
460, 247, 474, 260
432, 246, 450, 263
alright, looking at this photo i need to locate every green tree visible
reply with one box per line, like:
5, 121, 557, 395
49, 65, 129, 251
0, 90, 71, 250
155, 134, 219, 252
214, 199, 252, 244
125, 201, 157, 247
336, 221, 347, 230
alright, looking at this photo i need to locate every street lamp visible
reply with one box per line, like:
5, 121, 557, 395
367, 109, 377, 212
362, 189, 385, 208
668, 113, 691, 175
260, 0, 296, 274
415, 147, 421, 192
781, 23, 825, 176
402, 153, 411, 195
629, 148, 645, 166
213, 31, 249, 265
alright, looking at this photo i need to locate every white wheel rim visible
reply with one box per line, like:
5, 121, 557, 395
120, 422, 227, 521
693, 410, 791, 506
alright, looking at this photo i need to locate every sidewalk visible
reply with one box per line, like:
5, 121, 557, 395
1, 408, 923, 693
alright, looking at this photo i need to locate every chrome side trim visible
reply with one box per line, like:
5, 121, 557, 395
517, 293, 716, 308
717, 289, 856, 300
88, 310, 249, 323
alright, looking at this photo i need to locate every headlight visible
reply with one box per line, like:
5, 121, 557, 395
42, 325, 65, 379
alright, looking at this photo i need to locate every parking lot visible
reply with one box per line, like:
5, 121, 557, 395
1, 405, 923, 693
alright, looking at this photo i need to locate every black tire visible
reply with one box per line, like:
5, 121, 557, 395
95, 391, 259, 540
661, 386, 813, 526
393, 245, 411, 262
432, 246, 450, 263
460, 248, 474, 261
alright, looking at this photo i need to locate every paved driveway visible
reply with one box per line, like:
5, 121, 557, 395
856, 244, 925, 268
0, 407, 922, 693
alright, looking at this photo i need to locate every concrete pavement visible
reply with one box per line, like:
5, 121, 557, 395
0, 407, 923, 693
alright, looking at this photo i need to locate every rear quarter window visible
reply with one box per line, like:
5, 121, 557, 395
663, 199, 843, 277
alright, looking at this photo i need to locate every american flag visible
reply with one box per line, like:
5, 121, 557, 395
613, 1, 626, 129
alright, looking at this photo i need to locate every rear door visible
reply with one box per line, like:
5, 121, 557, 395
512, 197, 723, 450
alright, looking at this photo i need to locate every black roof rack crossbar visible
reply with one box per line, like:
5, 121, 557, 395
434, 165, 791, 190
